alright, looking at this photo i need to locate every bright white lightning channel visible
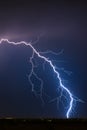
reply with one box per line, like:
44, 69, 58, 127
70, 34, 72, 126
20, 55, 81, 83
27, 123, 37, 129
0, 38, 80, 118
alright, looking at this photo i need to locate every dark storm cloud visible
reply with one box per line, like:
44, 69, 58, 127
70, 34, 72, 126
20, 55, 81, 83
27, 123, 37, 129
0, 1, 86, 41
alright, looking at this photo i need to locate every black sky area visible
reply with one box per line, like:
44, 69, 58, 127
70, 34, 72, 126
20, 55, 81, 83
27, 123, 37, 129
0, 0, 87, 118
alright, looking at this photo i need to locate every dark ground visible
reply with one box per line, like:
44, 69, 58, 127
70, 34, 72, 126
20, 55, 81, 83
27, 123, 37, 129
0, 118, 87, 130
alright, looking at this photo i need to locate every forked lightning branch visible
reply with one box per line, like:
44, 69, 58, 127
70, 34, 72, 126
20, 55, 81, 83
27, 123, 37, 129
0, 38, 82, 118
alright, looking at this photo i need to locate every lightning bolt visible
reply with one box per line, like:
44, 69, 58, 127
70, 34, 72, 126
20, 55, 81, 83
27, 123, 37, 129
0, 38, 82, 118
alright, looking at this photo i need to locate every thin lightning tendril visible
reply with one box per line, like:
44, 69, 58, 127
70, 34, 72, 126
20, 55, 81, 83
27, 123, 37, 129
0, 38, 82, 118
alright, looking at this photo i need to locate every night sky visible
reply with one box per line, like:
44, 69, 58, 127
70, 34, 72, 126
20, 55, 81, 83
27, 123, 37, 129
0, 0, 87, 118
